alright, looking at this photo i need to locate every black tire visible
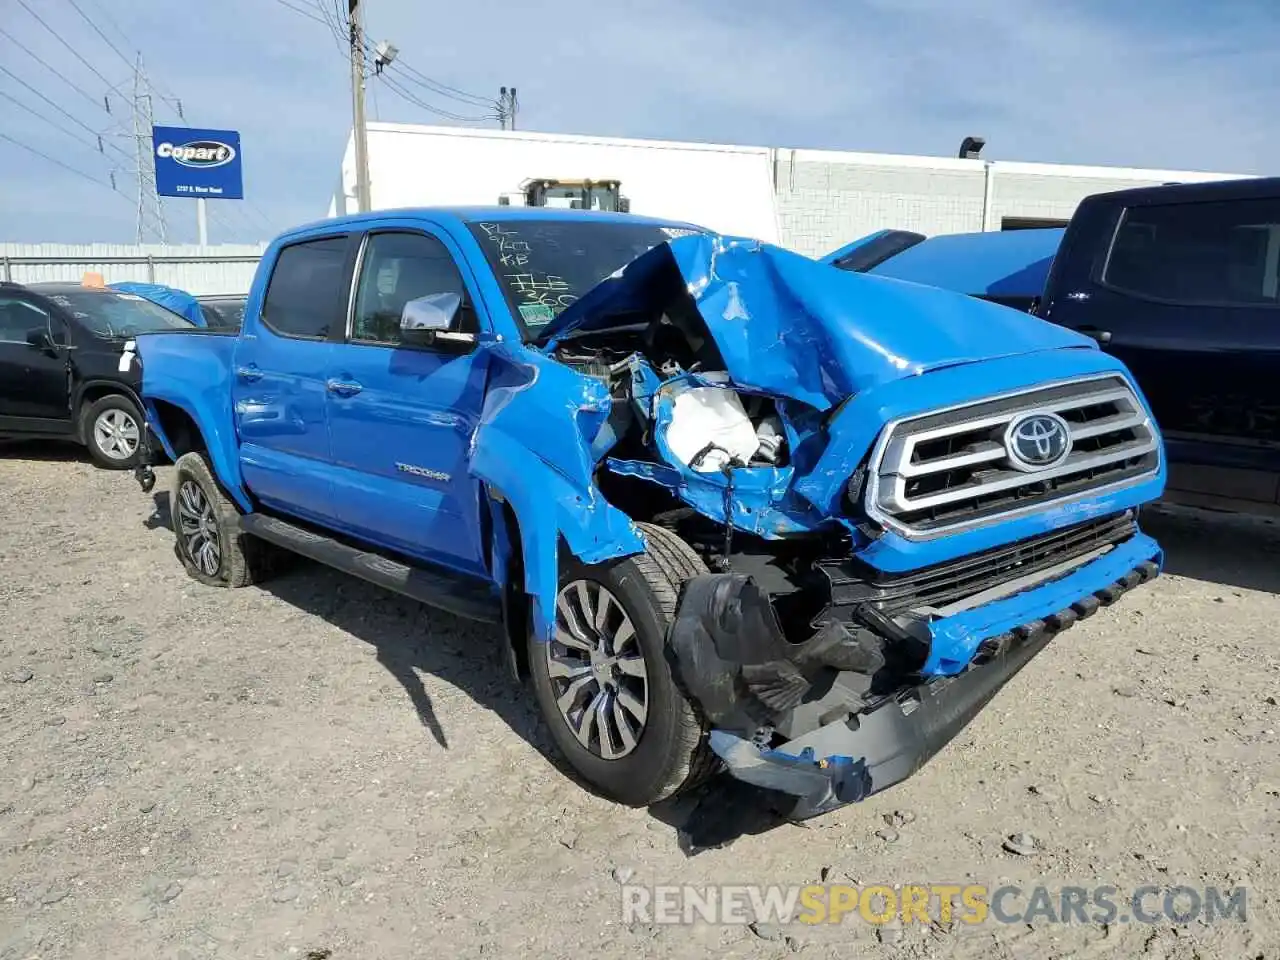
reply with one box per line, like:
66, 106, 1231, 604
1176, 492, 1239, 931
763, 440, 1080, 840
82, 394, 145, 470
528, 523, 719, 806
171, 452, 277, 588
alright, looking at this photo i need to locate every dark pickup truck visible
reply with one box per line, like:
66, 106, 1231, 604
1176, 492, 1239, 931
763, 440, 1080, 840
833, 176, 1280, 518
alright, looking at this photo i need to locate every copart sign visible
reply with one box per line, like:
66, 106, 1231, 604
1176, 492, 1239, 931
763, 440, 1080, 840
151, 125, 243, 200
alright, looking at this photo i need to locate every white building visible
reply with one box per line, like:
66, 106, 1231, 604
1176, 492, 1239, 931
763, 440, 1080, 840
332, 123, 1249, 257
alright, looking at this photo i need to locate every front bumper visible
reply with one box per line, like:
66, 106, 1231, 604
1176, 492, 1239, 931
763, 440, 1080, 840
688, 537, 1161, 820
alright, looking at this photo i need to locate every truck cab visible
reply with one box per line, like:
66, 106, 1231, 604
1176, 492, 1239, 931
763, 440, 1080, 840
131, 207, 1165, 819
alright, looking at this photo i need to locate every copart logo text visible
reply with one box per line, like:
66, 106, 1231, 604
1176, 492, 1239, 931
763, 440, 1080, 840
155, 140, 236, 168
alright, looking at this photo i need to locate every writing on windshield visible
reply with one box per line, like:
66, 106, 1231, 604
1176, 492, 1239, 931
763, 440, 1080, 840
467, 218, 687, 339
473, 222, 578, 328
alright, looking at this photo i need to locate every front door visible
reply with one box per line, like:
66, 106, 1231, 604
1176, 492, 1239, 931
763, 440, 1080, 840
325, 228, 492, 577
0, 296, 71, 431
232, 233, 353, 523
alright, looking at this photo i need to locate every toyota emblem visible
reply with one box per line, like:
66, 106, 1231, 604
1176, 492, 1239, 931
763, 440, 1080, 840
1005, 412, 1072, 471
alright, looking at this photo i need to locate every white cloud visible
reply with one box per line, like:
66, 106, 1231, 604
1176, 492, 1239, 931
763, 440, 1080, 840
0, 0, 1274, 242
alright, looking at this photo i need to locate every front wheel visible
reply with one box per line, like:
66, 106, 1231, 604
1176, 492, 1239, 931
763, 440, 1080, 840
527, 523, 718, 806
171, 452, 278, 588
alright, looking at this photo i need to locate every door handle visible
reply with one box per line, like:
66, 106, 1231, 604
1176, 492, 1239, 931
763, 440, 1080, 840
236, 365, 263, 382
326, 379, 363, 397
1077, 327, 1112, 344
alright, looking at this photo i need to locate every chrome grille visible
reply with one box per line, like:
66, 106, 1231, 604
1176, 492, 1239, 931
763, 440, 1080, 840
864, 375, 1160, 538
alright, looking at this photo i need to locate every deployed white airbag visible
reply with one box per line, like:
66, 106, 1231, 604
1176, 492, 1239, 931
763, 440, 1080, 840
663, 383, 759, 473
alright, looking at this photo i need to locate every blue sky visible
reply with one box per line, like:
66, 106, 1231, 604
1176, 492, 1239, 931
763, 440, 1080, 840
1, 0, 1276, 245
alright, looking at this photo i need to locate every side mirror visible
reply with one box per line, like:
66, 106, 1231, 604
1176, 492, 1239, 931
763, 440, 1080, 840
25, 327, 55, 354
399, 292, 475, 349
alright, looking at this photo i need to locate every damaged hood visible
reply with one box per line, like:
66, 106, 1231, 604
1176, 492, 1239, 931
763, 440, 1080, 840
539, 233, 1094, 410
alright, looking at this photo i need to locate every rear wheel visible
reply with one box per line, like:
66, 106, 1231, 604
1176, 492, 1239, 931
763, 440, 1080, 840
171, 452, 280, 588
83, 395, 144, 469
528, 523, 718, 806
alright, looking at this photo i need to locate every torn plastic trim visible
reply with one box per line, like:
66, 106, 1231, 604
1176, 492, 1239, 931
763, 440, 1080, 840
708, 556, 1160, 820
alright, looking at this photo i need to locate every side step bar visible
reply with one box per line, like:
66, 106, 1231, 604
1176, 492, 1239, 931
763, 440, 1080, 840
240, 513, 501, 624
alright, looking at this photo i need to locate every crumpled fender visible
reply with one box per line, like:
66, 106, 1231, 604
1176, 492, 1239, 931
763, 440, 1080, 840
135, 331, 250, 511
469, 341, 644, 641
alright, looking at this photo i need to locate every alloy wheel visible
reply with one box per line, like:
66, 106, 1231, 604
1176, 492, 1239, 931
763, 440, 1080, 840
547, 579, 649, 760
176, 480, 221, 577
93, 408, 140, 461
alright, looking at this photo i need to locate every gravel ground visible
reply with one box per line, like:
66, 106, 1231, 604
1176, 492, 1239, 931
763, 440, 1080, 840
1, 442, 1277, 959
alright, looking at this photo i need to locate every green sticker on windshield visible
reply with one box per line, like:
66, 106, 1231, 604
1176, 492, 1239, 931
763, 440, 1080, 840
518, 302, 556, 327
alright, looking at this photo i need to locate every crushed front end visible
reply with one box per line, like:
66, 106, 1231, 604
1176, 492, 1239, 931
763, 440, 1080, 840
534, 234, 1166, 818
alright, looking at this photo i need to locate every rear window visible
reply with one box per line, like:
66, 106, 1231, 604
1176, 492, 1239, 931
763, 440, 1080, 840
261, 236, 349, 339
200, 299, 246, 331
1103, 197, 1280, 307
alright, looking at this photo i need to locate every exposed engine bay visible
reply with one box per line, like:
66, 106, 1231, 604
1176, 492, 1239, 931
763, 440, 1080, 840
549, 307, 932, 748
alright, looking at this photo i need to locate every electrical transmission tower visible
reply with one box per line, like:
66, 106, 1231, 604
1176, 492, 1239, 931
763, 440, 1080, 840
129, 54, 168, 244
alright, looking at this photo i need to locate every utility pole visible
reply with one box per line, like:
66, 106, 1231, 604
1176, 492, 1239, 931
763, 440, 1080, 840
348, 0, 372, 212
497, 86, 518, 131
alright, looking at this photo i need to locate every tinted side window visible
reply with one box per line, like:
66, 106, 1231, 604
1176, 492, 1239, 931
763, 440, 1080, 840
261, 236, 349, 339
1104, 198, 1280, 306
350, 231, 477, 345
0, 297, 49, 343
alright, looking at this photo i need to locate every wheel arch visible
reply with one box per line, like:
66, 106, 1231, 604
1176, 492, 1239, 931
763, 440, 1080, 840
144, 396, 251, 512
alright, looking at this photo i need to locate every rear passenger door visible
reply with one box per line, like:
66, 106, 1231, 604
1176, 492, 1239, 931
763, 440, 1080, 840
324, 227, 492, 577
233, 233, 355, 524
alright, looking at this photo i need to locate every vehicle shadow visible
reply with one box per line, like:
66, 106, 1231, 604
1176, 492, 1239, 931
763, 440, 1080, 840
142, 496, 819, 852
1142, 503, 1280, 595
0, 439, 87, 464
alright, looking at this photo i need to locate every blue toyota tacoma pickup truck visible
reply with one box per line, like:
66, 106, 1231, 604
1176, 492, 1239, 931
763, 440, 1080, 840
130, 207, 1165, 819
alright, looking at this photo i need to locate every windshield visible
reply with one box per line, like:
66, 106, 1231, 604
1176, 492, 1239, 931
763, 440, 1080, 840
44, 290, 193, 337
466, 219, 702, 340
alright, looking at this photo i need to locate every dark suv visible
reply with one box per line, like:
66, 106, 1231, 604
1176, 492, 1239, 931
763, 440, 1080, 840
1038, 177, 1280, 516
0, 281, 193, 468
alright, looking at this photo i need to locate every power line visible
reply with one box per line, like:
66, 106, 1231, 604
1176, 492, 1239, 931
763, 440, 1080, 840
268, 0, 332, 28
62, 0, 135, 70
279, 0, 501, 121
391, 59, 495, 109
63, 0, 186, 118
0, 24, 114, 118
0, 63, 134, 164
0, 88, 115, 159
377, 70, 501, 123
13, 0, 120, 91
308, 0, 349, 54
0, 129, 123, 195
